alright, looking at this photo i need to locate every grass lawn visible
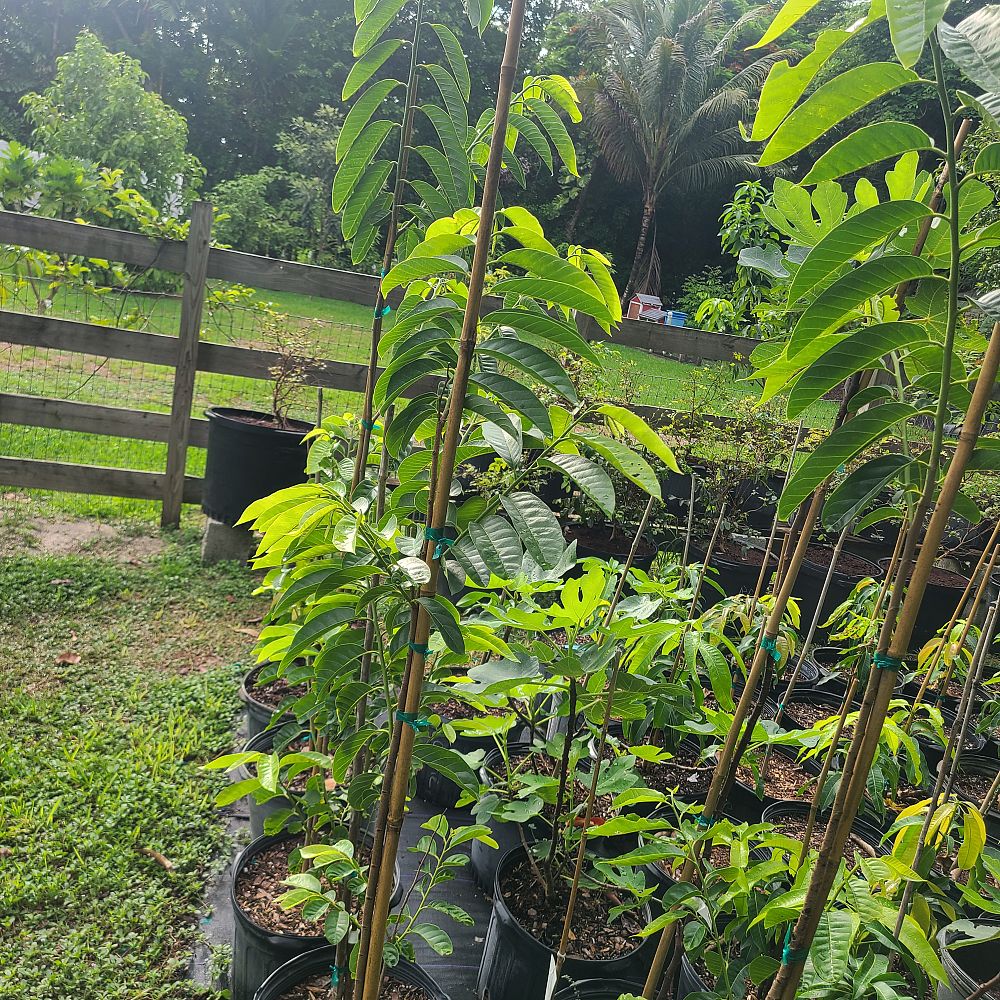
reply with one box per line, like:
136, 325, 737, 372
0, 527, 264, 999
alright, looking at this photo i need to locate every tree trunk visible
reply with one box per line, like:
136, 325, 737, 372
622, 196, 655, 307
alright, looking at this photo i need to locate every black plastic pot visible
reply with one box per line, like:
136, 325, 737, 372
937, 921, 1000, 1000
920, 708, 988, 767
760, 800, 887, 858
477, 846, 658, 1000
252, 948, 448, 1000
951, 755, 1000, 842
794, 547, 881, 640
238, 727, 306, 839
730, 748, 822, 820
878, 556, 971, 650
232, 834, 402, 1000
240, 665, 297, 739
766, 689, 846, 731
553, 980, 644, 1000
679, 954, 708, 997
562, 522, 658, 570
203, 407, 311, 527
414, 717, 494, 809
692, 541, 776, 604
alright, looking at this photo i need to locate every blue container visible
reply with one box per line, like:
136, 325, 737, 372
667, 310, 687, 327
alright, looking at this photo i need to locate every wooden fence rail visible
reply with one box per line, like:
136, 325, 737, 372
0, 207, 760, 524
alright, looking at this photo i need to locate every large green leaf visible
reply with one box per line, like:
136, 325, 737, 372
759, 64, 920, 167
478, 337, 578, 401
411, 743, 478, 794
823, 454, 914, 531
807, 912, 858, 986
778, 402, 918, 518
430, 24, 471, 101
508, 112, 554, 171
526, 98, 578, 175
579, 433, 661, 499
418, 595, 465, 654
385, 394, 438, 457
484, 308, 599, 364
337, 80, 401, 163
418, 104, 473, 207
939, 8, 1000, 92
279, 607, 357, 669
499, 493, 567, 570
382, 253, 469, 293
787, 322, 928, 417
597, 404, 680, 472
959, 90, 1000, 135
354, 0, 406, 56
541, 453, 615, 518
342, 160, 394, 240
490, 276, 612, 326
888, 0, 950, 67
425, 64, 468, 136
466, 515, 524, 580
752, 0, 825, 47
471, 372, 552, 434
373, 356, 444, 409
788, 256, 936, 356
803, 122, 934, 184
974, 142, 1000, 173
500, 248, 606, 302
343, 39, 404, 99
789, 202, 933, 303
331, 120, 395, 212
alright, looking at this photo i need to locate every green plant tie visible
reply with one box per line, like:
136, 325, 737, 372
761, 635, 781, 662
696, 814, 715, 828
873, 652, 904, 672
408, 641, 431, 657
375, 304, 392, 318
781, 926, 808, 965
361, 418, 381, 431
330, 966, 344, 987
424, 527, 455, 559
396, 710, 432, 732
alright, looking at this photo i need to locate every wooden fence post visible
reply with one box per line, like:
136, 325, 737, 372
161, 200, 212, 527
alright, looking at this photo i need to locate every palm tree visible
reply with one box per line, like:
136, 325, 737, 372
589, 0, 782, 305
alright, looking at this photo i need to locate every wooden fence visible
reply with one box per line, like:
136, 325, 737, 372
0, 206, 759, 525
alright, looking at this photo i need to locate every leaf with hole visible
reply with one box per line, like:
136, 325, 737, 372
759, 64, 920, 167
778, 403, 918, 519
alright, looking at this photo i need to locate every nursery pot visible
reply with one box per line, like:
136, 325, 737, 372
553, 980, 644, 1000
730, 748, 822, 821
252, 948, 448, 1000
951, 755, 1000, 842
766, 688, 846, 731
759, 800, 887, 859
878, 557, 971, 650
937, 921, 1000, 1000
920, 707, 988, 767
414, 713, 498, 809
238, 727, 305, 840
477, 845, 658, 1000
232, 834, 401, 1000
240, 665, 297, 740
691, 540, 776, 604
562, 522, 658, 570
203, 407, 312, 527
794, 545, 881, 640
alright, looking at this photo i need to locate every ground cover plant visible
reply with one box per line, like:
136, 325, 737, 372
0, 533, 263, 999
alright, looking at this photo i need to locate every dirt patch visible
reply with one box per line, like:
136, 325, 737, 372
20, 517, 167, 561
772, 814, 877, 863
737, 752, 815, 801
280, 976, 430, 1000
804, 545, 877, 579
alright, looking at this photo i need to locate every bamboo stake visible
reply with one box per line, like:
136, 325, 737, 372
681, 471, 697, 568
357, 6, 527, 996
552, 496, 658, 985
352, 0, 425, 491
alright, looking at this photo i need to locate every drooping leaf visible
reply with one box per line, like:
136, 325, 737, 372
484, 308, 599, 364
739, 245, 791, 278
597, 404, 680, 472
803, 122, 934, 184
759, 64, 920, 167
478, 337, 578, 401
752, 0, 825, 47
373, 356, 445, 409
382, 253, 469, 293
418, 594, 465, 653
778, 403, 919, 518
465, 515, 524, 580
425, 64, 468, 136
959, 90, 1000, 134
789, 257, 936, 356
579, 433, 662, 499
541, 453, 615, 518
343, 39, 404, 99
508, 112, 554, 171
823, 454, 915, 531
342, 160, 394, 240
490, 276, 612, 326
500, 248, 606, 302
337, 80, 401, 162
525, 97, 578, 175
887, 0, 950, 67
411, 742, 478, 794
472, 372, 553, 434
787, 322, 927, 416
499, 492, 568, 570
939, 8, 1000, 92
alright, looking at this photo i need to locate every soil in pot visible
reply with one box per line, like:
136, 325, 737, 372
598, 739, 713, 801
236, 837, 318, 937
777, 695, 850, 733
277, 975, 428, 1000
735, 750, 816, 803
243, 665, 307, 738
762, 802, 884, 864
563, 522, 657, 565
804, 544, 878, 579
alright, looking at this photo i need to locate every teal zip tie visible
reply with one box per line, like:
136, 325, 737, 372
396, 710, 433, 732
781, 926, 808, 965
873, 652, 904, 672
375, 304, 392, 318
424, 526, 455, 560
776, 701, 785, 712
761, 635, 781, 662
696, 814, 715, 828
330, 966, 344, 987
361, 418, 381, 431
408, 642, 431, 656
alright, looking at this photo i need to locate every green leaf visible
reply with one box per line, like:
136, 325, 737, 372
752, 0, 825, 48
787, 322, 928, 416
333, 727, 378, 783
823, 455, 915, 531
974, 142, 1000, 173
411, 742, 478, 794
597, 403, 680, 472
789, 257, 936, 356
419, 104, 472, 207
759, 64, 920, 167
343, 39, 404, 99
808, 911, 857, 985
373, 356, 444, 410
779, 403, 918, 519
525, 98, 578, 175
425, 64, 468, 135
324, 907, 351, 945
382, 254, 469, 293
541, 453, 615, 518
471, 372, 552, 434
478, 337, 578, 401
430, 24, 471, 101
508, 112, 554, 171
332, 120, 395, 211
880, 911, 948, 983
485, 308, 599, 363
887, 0, 950, 67
465, 515, 524, 580
354, 0, 406, 56
337, 80, 401, 163
280, 607, 357, 669
939, 9, 1000, 93
957, 808, 987, 870
215, 778, 261, 807
579, 433, 661, 499
803, 122, 934, 184
500, 248, 606, 301
418, 594, 466, 654
490, 276, 612, 326
959, 90, 1000, 135
410, 922, 454, 955
342, 160, 394, 240
499, 492, 567, 570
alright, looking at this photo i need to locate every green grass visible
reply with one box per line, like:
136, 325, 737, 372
0, 534, 264, 999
